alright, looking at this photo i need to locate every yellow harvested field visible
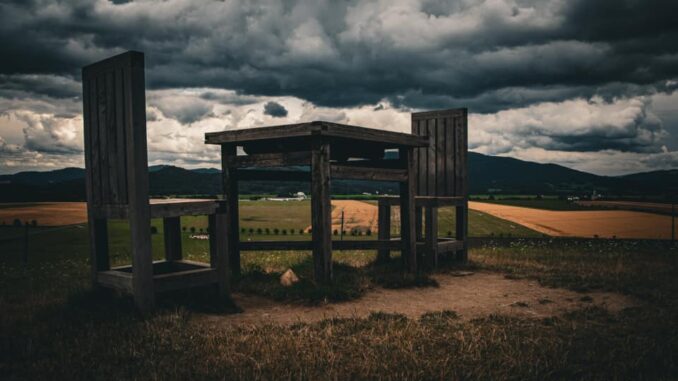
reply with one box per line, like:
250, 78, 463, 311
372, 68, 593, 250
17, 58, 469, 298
470, 201, 674, 239
0, 202, 87, 226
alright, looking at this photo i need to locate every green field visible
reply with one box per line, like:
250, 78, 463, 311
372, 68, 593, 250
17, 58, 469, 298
1, 219, 677, 379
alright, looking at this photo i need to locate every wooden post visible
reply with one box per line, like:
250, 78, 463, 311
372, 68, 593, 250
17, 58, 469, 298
88, 217, 110, 283
209, 209, 230, 298
456, 201, 468, 262
127, 52, 154, 314
222, 144, 240, 277
23, 223, 29, 266
377, 198, 391, 262
311, 136, 332, 283
399, 147, 417, 273
415, 207, 423, 241
163, 216, 182, 262
424, 206, 438, 268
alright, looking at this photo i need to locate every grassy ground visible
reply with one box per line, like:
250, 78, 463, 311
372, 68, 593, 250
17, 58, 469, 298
1, 221, 677, 379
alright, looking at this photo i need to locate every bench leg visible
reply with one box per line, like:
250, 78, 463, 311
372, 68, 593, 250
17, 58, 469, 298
377, 199, 391, 262
209, 212, 230, 298
163, 216, 182, 262
424, 206, 439, 269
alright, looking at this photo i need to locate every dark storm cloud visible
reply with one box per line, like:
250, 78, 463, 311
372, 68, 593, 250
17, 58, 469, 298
263, 101, 288, 117
0, 0, 676, 112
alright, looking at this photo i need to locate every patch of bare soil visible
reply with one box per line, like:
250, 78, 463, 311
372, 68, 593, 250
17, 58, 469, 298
199, 272, 635, 326
306, 200, 379, 233
0, 202, 87, 226
469, 201, 673, 239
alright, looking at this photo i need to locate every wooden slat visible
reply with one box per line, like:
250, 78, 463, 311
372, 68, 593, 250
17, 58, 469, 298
105, 70, 120, 204
445, 117, 455, 195
437, 239, 464, 253
377, 199, 391, 262
222, 144, 241, 276
378, 196, 465, 207
426, 118, 436, 196
330, 164, 407, 182
154, 268, 218, 293
424, 206, 438, 268
238, 169, 309, 182
229, 151, 311, 168
454, 115, 464, 196
311, 136, 332, 283
124, 52, 155, 313
114, 68, 128, 204
240, 240, 313, 251
89, 77, 102, 205
97, 75, 111, 204
436, 117, 446, 196
209, 210, 230, 298
399, 147, 417, 273
163, 216, 182, 261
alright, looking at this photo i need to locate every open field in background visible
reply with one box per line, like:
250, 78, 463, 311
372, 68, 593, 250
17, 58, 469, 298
0, 200, 541, 238
576, 200, 675, 215
469, 201, 675, 239
1, 220, 677, 379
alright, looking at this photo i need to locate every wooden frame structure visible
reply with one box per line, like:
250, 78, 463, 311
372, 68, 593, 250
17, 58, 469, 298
205, 122, 429, 281
377, 108, 469, 268
82, 51, 229, 313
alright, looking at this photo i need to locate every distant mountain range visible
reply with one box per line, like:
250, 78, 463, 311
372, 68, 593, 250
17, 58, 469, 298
0, 152, 674, 202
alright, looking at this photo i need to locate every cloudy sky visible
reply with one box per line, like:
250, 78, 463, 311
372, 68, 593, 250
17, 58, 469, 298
1, 0, 677, 176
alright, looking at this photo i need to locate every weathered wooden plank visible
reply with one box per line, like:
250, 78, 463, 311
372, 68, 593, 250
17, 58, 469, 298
330, 164, 407, 182
454, 115, 464, 196
89, 217, 110, 274
377, 199, 391, 262
154, 268, 218, 293
114, 67, 128, 204
206, 123, 314, 144
445, 117, 455, 195
238, 169, 309, 182
334, 240, 401, 250
399, 147, 417, 273
208, 210, 229, 298
415, 206, 423, 241
105, 70, 120, 204
379, 196, 465, 207
311, 136, 332, 283
456, 204, 468, 262
89, 77, 102, 205
163, 216, 182, 261
229, 151, 311, 168
222, 144, 241, 276
437, 239, 464, 253
124, 52, 154, 313
436, 117, 446, 196
240, 240, 313, 251
424, 206, 439, 268
97, 75, 112, 204
321, 122, 430, 148
426, 117, 436, 196
150, 199, 217, 218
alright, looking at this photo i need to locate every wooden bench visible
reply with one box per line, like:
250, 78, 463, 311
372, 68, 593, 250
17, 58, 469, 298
82, 51, 229, 313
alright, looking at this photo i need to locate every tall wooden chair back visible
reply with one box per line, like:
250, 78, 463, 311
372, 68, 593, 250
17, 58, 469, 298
82, 51, 149, 215
411, 108, 468, 197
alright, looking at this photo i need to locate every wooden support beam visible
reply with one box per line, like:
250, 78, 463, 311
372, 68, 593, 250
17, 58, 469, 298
222, 145, 241, 277
240, 240, 313, 251
425, 206, 439, 268
334, 239, 401, 250
97, 270, 132, 293
163, 216, 182, 262
377, 199, 391, 262
378, 196, 465, 207
311, 136, 332, 283
399, 147, 417, 273
209, 211, 230, 298
88, 216, 110, 283
331, 164, 407, 182
456, 202, 468, 262
228, 151, 311, 168
238, 169, 310, 182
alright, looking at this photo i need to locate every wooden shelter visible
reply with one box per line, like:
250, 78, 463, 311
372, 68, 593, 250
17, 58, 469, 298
81, 51, 229, 313
377, 109, 469, 268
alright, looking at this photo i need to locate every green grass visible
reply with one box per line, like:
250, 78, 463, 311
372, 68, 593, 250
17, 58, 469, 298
2, 226, 678, 379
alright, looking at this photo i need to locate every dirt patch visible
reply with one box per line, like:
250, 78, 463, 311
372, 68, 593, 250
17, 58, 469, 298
0, 202, 87, 226
469, 201, 673, 239
306, 200, 379, 233
199, 272, 635, 325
